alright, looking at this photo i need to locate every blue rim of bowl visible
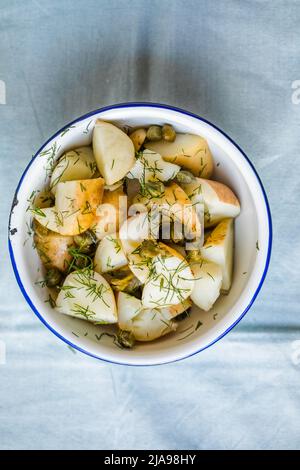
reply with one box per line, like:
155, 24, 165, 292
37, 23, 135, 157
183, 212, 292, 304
8, 102, 272, 366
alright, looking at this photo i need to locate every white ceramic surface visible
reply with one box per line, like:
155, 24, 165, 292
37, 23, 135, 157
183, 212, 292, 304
8, 103, 272, 366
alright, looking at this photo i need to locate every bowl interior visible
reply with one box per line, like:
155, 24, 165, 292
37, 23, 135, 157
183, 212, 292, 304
9, 105, 270, 365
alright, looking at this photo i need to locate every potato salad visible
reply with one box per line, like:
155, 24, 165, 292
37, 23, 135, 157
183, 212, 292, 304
32, 120, 240, 348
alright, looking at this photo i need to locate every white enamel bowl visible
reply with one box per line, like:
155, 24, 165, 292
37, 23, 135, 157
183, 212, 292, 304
9, 103, 272, 366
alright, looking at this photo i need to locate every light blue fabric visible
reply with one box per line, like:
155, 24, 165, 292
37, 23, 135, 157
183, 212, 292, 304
1, 0, 300, 450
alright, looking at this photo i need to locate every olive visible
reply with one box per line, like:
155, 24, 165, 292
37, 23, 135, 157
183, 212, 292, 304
146, 125, 162, 142
175, 170, 195, 184
117, 330, 136, 348
45, 268, 63, 287
144, 181, 165, 198
162, 124, 176, 142
74, 230, 96, 253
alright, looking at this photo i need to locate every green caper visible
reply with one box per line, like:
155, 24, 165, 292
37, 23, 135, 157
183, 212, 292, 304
105, 267, 141, 295
45, 268, 63, 287
187, 250, 202, 263
162, 124, 176, 142
117, 330, 136, 348
146, 125, 162, 142
139, 240, 161, 258
74, 254, 91, 270
175, 170, 195, 184
144, 181, 165, 198
109, 273, 132, 291
74, 230, 96, 253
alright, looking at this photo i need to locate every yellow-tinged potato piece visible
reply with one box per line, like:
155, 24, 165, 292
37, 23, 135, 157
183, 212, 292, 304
93, 120, 135, 185
200, 218, 234, 292
93, 186, 127, 240
56, 270, 117, 324
50, 147, 96, 194
127, 240, 182, 284
34, 223, 74, 272
34, 178, 104, 236
168, 298, 192, 317
145, 133, 213, 178
129, 128, 147, 151
181, 177, 240, 227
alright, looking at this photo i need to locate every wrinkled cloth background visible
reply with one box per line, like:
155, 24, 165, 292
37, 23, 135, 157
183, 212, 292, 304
1, 0, 300, 450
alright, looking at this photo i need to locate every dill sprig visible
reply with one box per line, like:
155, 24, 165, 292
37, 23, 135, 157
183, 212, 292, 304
60, 125, 75, 137
67, 247, 93, 273
30, 207, 46, 217
71, 303, 96, 320
83, 120, 93, 135
148, 256, 192, 305
73, 270, 110, 307
40, 141, 61, 179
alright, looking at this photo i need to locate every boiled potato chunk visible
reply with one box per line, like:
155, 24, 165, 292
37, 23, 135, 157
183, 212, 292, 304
117, 292, 191, 341
127, 240, 179, 284
93, 120, 135, 185
34, 178, 104, 236
190, 260, 222, 311
94, 233, 127, 273
93, 186, 127, 240
127, 250, 151, 284
34, 222, 73, 272
117, 292, 143, 330
181, 177, 240, 227
56, 270, 117, 324
127, 150, 180, 183
200, 218, 234, 292
129, 128, 147, 151
132, 299, 190, 341
33, 207, 65, 234
142, 250, 195, 308
119, 212, 151, 255
50, 147, 96, 194
131, 308, 177, 342
145, 133, 213, 178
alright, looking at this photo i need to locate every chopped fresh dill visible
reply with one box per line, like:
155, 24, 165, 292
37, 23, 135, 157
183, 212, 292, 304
83, 120, 93, 135
60, 125, 75, 137
30, 207, 46, 217
71, 303, 96, 320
